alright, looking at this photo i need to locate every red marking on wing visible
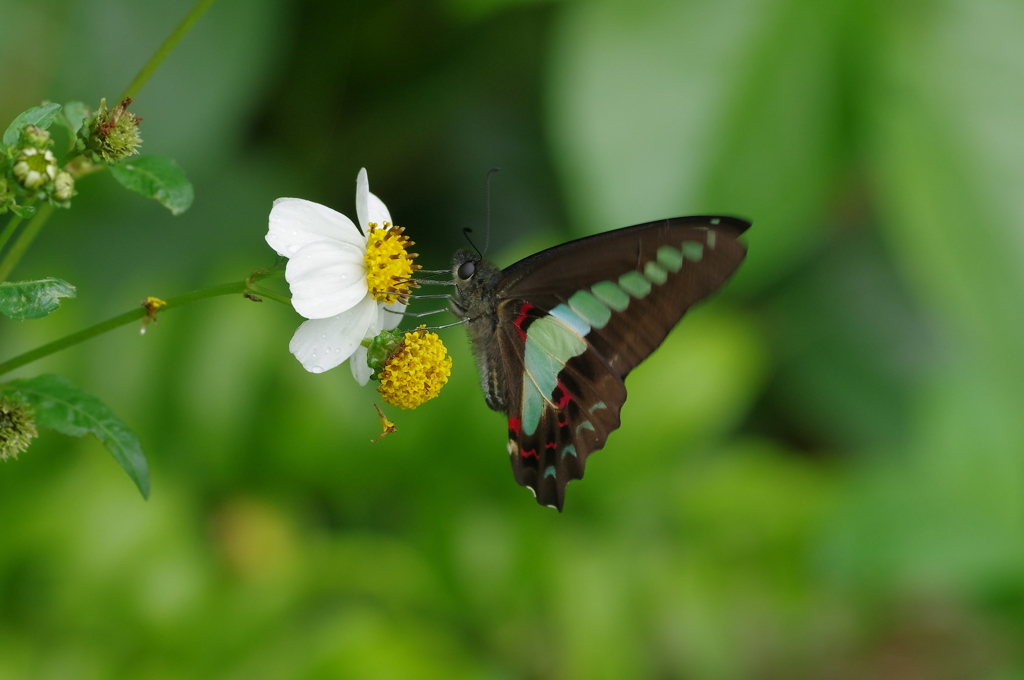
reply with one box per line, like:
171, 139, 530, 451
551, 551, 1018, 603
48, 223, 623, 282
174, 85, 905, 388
521, 448, 537, 459
545, 442, 558, 450
555, 379, 572, 409
508, 417, 521, 437
513, 303, 534, 341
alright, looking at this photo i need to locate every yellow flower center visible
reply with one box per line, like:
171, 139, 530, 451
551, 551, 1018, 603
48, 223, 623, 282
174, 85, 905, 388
377, 327, 453, 410
363, 222, 420, 305
144, 296, 167, 311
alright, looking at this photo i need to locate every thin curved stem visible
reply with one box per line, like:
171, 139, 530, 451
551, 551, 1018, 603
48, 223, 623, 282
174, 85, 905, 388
0, 280, 249, 378
246, 283, 290, 306
0, 213, 25, 256
0, 203, 54, 282
119, 0, 220, 101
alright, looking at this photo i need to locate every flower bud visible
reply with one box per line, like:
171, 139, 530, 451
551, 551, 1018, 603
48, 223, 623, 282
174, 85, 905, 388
52, 171, 75, 202
12, 147, 57, 189
0, 397, 39, 461
19, 124, 52, 149
79, 97, 142, 163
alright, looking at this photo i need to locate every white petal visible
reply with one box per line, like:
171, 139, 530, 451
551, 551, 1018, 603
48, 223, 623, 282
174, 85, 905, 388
367, 192, 392, 228
267, 198, 364, 257
355, 169, 370, 230
350, 345, 374, 386
286, 240, 367, 319
288, 296, 377, 373
378, 300, 407, 331
355, 168, 393, 231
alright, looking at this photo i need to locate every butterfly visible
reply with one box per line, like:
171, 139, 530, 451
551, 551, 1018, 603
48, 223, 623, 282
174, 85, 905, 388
449, 215, 750, 510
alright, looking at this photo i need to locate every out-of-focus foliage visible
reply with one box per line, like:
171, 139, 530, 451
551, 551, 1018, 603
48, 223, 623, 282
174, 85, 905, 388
2, 0, 1023, 677
0, 277, 75, 320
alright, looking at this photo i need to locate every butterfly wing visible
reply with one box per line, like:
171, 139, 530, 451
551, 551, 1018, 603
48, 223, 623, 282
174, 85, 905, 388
493, 216, 749, 509
494, 300, 625, 508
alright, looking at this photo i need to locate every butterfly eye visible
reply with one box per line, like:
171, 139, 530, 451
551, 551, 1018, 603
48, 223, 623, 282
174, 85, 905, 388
457, 260, 476, 280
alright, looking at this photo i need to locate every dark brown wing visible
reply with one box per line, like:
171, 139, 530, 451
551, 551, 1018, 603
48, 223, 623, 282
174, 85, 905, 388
492, 217, 749, 509
498, 216, 749, 377
495, 301, 626, 509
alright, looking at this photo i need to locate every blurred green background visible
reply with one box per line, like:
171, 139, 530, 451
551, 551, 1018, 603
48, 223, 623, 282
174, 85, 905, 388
3, 0, 1024, 677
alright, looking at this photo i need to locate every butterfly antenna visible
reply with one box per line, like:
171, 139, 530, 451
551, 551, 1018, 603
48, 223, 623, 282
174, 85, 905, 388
462, 167, 500, 260
462, 227, 482, 260
483, 167, 499, 255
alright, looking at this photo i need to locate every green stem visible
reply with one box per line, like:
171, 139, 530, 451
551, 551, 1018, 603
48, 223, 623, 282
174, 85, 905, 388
247, 284, 290, 306
243, 267, 289, 305
119, 0, 220, 101
0, 280, 248, 378
0, 213, 25, 256
58, 149, 85, 168
0, 203, 54, 282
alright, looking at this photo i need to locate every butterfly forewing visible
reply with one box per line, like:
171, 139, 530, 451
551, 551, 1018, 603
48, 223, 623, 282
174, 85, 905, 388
455, 215, 749, 510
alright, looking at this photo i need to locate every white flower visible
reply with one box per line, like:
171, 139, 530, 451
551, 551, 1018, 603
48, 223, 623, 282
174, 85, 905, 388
266, 168, 415, 380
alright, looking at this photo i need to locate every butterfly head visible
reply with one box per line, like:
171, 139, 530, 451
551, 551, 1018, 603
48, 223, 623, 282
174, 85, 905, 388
453, 249, 479, 283
450, 249, 501, 320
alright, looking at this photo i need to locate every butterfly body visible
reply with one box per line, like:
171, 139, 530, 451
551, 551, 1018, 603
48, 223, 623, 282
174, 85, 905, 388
451, 216, 750, 510
450, 253, 508, 411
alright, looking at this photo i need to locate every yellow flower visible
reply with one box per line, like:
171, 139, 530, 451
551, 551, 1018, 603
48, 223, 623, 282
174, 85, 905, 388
376, 327, 452, 410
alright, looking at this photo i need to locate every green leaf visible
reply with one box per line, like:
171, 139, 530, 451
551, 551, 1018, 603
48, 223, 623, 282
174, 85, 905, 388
9, 203, 36, 219
108, 155, 194, 215
56, 101, 91, 139
2, 103, 62, 146
0, 278, 76, 320
0, 374, 150, 498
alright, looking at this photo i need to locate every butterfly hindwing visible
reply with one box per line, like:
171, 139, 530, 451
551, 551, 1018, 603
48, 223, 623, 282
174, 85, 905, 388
496, 301, 625, 508
453, 215, 749, 510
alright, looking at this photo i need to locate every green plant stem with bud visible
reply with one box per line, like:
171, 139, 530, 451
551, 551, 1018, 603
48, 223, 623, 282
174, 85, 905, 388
0, 270, 288, 378
119, 0, 220, 102
0, 0, 242, 496
1, 0, 218, 283
0, 203, 52, 282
